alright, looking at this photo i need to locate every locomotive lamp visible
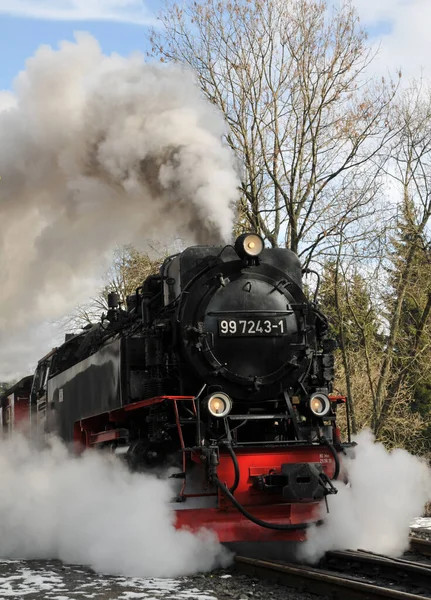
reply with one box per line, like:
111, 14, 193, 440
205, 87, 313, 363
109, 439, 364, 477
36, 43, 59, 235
235, 233, 264, 259
205, 392, 233, 418
309, 393, 331, 417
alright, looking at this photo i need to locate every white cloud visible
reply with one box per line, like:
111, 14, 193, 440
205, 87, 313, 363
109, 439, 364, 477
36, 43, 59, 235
0, 0, 156, 25
350, 0, 400, 24
350, 0, 431, 80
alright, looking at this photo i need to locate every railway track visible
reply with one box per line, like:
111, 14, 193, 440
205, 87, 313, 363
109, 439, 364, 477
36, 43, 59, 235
322, 549, 431, 593
235, 548, 431, 600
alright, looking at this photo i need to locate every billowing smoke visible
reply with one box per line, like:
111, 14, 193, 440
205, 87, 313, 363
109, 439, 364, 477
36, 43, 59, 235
300, 430, 431, 562
0, 434, 231, 576
0, 33, 238, 377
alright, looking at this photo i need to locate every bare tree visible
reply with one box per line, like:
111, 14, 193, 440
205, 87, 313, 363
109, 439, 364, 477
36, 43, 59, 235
100, 245, 162, 306
319, 228, 431, 454
150, 0, 398, 263
319, 231, 384, 436
373, 81, 431, 438
63, 245, 162, 331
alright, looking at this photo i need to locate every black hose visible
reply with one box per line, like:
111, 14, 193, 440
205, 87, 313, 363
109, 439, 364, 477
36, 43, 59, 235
225, 444, 240, 494
323, 439, 340, 480
213, 477, 308, 531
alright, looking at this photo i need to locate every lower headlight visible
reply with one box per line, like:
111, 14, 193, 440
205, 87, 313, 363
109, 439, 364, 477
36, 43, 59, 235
205, 392, 233, 418
309, 393, 330, 417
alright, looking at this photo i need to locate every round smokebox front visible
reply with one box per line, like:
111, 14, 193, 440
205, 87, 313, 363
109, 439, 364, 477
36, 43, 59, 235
202, 274, 300, 386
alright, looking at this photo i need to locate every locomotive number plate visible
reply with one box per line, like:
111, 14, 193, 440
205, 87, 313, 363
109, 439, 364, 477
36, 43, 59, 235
218, 317, 287, 336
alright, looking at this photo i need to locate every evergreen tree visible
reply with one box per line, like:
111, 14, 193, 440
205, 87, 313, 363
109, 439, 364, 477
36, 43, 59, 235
319, 260, 381, 435
386, 208, 431, 451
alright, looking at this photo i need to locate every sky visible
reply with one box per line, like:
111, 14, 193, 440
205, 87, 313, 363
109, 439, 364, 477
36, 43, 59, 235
0, 0, 428, 381
349, 0, 431, 80
0, 1, 159, 90
0, 0, 429, 92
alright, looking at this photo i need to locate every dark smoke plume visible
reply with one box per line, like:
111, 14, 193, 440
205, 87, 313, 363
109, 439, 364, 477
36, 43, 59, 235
0, 33, 239, 377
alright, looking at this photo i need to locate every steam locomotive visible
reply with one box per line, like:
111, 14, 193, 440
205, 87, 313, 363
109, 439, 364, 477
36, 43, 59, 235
2, 233, 350, 552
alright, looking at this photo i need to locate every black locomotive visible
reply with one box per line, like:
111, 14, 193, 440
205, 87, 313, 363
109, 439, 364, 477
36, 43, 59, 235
28, 233, 347, 544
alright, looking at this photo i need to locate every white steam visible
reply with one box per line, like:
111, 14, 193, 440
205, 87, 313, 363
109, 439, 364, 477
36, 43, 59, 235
301, 430, 431, 562
0, 434, 231, 576
0, 33, 238, 378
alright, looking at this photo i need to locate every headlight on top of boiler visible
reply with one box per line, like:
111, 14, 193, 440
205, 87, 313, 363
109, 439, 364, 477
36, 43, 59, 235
204, 392, 233, 418
235, 233, 264, 259
309, 393, 331, 417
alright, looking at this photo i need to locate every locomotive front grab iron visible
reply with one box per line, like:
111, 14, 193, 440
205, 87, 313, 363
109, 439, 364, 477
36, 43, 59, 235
26, 233, 350, 547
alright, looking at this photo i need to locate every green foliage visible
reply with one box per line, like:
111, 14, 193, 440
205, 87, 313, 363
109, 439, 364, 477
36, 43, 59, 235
414, 382, 431, 417
319, 261, 380, 352
386, 214, 431, 447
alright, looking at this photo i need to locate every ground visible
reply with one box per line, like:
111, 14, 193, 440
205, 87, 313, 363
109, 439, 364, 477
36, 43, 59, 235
0, 559, 320, 600
1, 519, 430, 600
0, 559, 217, 600
411, 517, 431, 533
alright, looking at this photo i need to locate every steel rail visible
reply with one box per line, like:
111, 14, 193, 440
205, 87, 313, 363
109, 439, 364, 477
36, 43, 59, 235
235, 556, 431, 600
324, 549, 431, 591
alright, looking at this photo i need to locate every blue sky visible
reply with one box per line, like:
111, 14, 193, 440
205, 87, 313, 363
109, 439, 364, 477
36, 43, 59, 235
0, 0, 423, 381
0, 0, 428, 96
0, 18, 150, 89
0, 1, 161, 90
0, 0, 405, 92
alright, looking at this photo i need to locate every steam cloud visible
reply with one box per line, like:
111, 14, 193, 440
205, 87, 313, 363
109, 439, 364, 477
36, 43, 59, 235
0, 434, 231, 576
300, 430, 431, 562
0, 33, 238, 378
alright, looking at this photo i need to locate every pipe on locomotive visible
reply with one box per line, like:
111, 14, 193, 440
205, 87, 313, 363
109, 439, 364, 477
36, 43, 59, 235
213, 478, 308, 531
322, 438, 340, 480
202, 391, 340, 484
191, 234, 340, 531
198, 390, 340, 532
214, 444, 338, 531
